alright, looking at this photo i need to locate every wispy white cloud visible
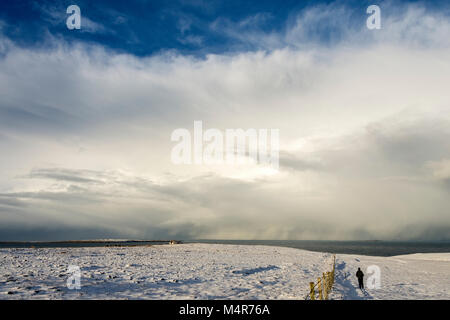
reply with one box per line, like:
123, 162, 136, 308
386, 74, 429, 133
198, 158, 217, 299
210, 1, 450, 50
427, 159, 450, 182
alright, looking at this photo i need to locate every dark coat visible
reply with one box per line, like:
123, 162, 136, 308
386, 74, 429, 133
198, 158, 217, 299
356, 270, 364, 279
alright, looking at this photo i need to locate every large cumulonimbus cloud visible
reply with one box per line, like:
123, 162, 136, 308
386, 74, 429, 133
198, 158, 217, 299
0, 1, 449, 240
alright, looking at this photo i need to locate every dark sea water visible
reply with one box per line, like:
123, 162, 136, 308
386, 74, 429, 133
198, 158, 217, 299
186, 240, 450, 257
1, 239, 449, 256
0, 240, 168, 248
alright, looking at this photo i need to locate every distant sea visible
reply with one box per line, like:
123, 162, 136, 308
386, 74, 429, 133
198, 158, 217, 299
1, 239, 449, 257
0, 240, 168, 248
187, 240, 450, 257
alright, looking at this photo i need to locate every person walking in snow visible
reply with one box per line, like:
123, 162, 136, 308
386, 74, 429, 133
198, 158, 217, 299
356, 267, 364, 290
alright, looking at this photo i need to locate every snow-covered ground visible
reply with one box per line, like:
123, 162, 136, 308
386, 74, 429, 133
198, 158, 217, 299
0, 244, 448, 300
331, 252, 449, 300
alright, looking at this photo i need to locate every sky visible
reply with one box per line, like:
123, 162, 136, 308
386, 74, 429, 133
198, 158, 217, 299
0, 0, 449, 241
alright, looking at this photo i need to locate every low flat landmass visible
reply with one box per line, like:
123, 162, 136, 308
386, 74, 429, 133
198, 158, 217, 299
0, 244, 448, 299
